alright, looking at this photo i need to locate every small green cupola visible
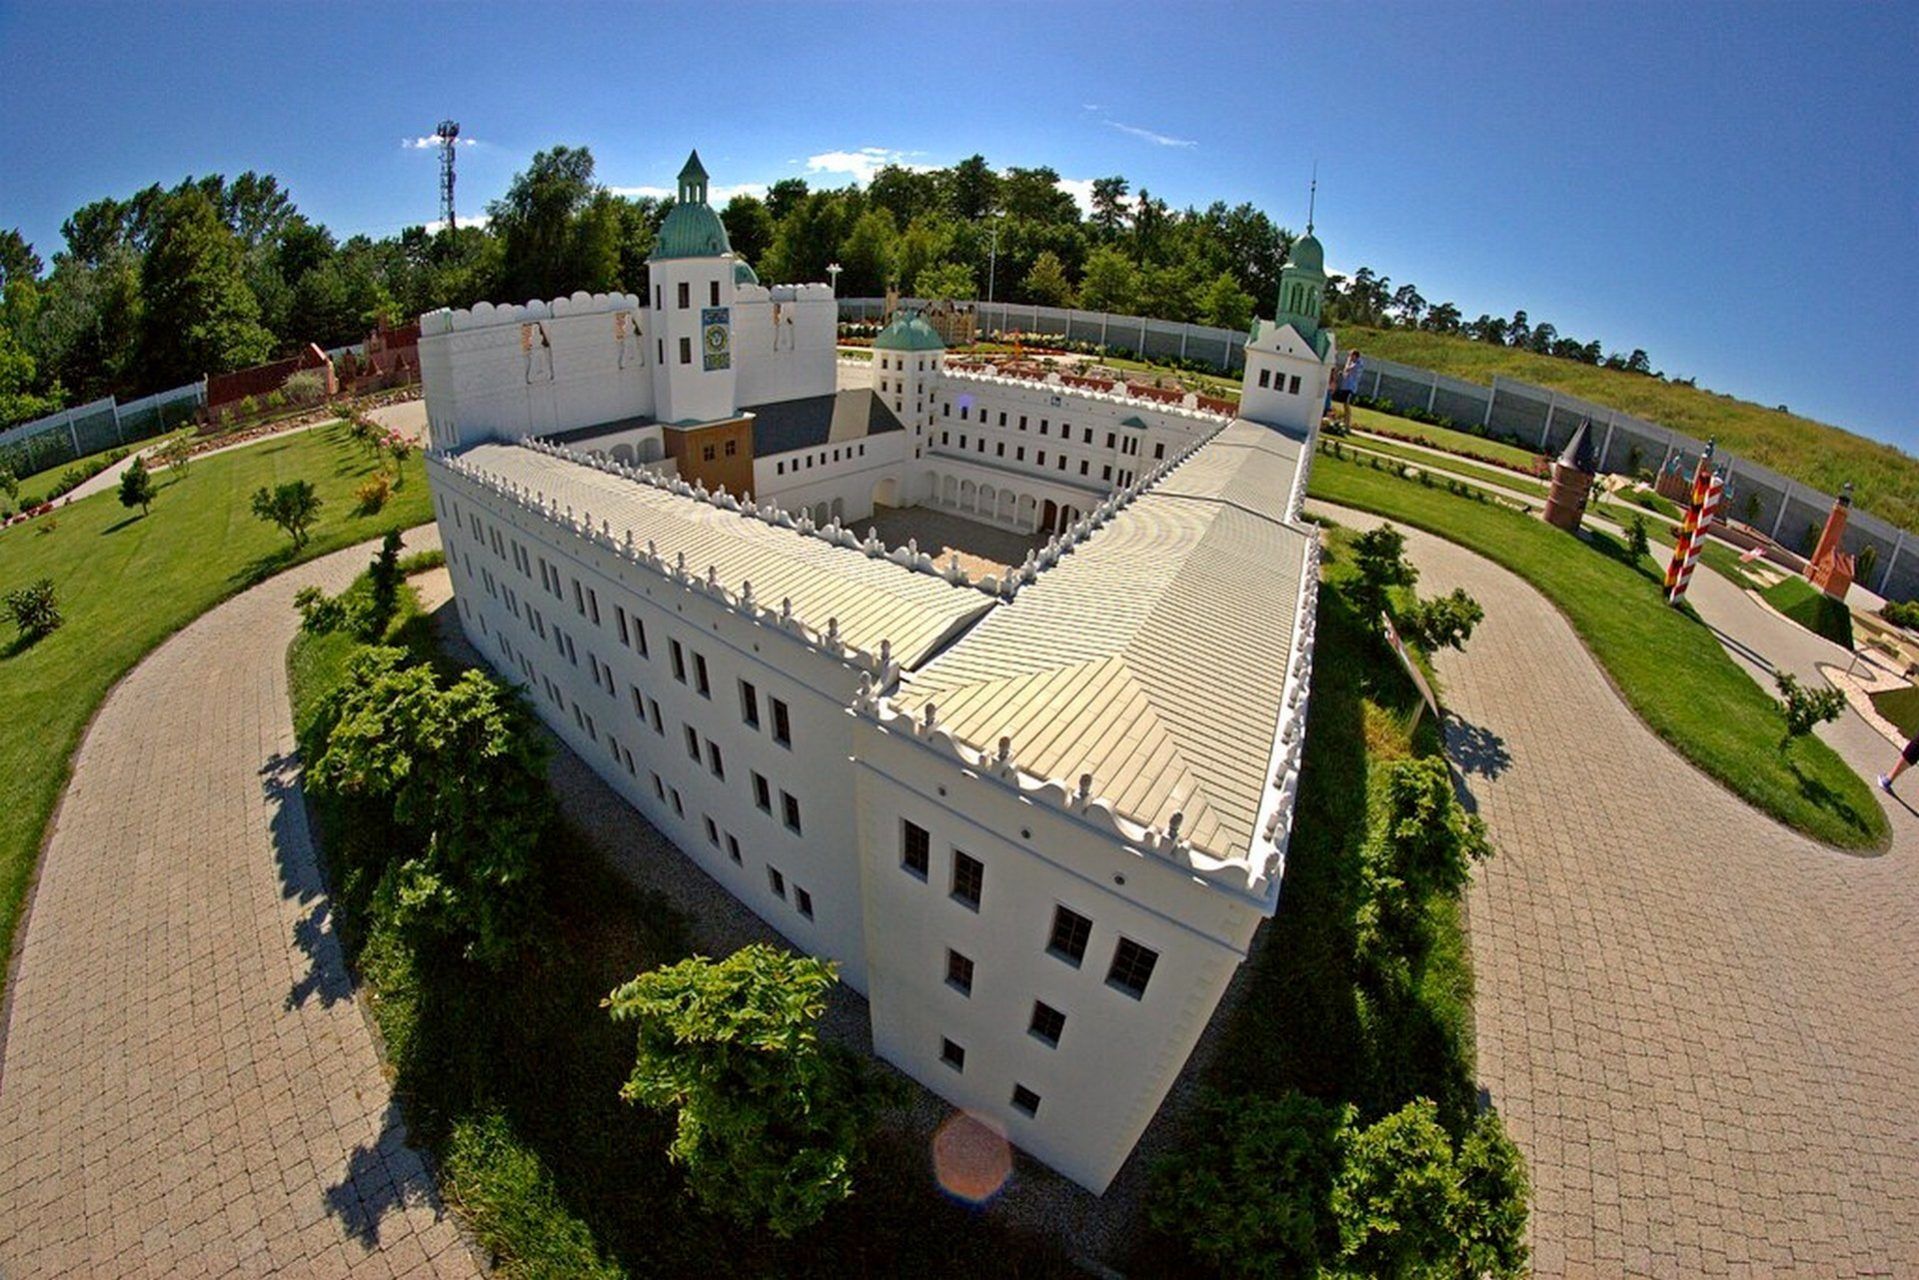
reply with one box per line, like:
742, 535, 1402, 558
874, 309, 946, 353
1275, 229, 1327, 344
650, 149, 734, 261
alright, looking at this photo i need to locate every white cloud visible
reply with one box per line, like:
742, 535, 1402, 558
608, 182, 768, 204
1055, 177, 1097, 218
419, 213, 491, 234
804, 147, 933, 186
1104, 119, 1197, 148
403, 135, 478, 150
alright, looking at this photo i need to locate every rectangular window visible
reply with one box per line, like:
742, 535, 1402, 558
1080, 459, 1090, 476
945, 949, 974, 995
658, 338, 665, 364
633, 617, 649, 656
670, 639, 687, 683
1040, 419, 1049, 436
679, 336, 692, 365
1289, 374, 1302, 394
795, 887, 813, 919
703, 815, 719, 846
767, 866, 785, 898
706, 740, 725, 780
670, 788, 684, 818
685, 724, 701, 762
998, 412, 1007, 426
901, 820, 930, 879
1154, 442, 1166, 460
652, 772, 665, 801
771, 698, 792, 747
1259, 368, 1272, 388
655, 284, 662, 310
752, 772, 771, 813
694, 653, 711, 698
724, 439, 737, 456
1108, 937, 1160, 999
1106, 432, 1116, 449
573, 579, 585, 615
740, 679, 760, 728
1011, 1084, 1040, 1117
1018, 415, 1027, 430
702, 444, 716, 462
1037, 451, 1046, 467
617, 606, 630, 647
677, 281, 689, 309
781, 791, 802, 835
710, 280, 720, 307
649, 699, 663, 735
726, 833, 742, 864
951, 851, 983, 910
1029, 1001, 1066, 1047
1047, 905, 1092, 966
941, 1038, 966, 1072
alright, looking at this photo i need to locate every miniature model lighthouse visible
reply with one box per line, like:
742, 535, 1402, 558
1804, 481, 1857, 600
1542, 418, 1599, 532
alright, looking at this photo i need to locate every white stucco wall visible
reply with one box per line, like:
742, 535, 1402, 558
1241, 323, 1336, 434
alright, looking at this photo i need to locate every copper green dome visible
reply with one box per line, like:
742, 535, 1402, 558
649, 149, 734, 262
1285, 231, 1325, 276
874, 310, 945, 352
733, 259, 760, 286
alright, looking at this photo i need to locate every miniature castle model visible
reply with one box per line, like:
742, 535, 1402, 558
1543, 417, 1599, 531
419, 152, 1336, 1193
1805, 481, 1856, 600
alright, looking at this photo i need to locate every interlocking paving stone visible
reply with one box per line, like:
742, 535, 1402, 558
1309, 504, 1919, 1277
0, 529, 476, 1278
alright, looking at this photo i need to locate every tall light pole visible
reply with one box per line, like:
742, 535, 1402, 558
986, 219, 1000, 305
826, 262, 842, 297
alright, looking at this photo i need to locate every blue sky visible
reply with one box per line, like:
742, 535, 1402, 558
2, 1, 1914, 449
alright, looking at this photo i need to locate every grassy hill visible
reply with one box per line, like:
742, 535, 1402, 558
1340, 325, 1919, 533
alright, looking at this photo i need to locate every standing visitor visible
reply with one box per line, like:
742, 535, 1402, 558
1337, 350, 1364, 428
1877, 730, 1919, 794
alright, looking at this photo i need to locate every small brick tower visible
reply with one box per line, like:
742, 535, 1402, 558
1804, 481, 1856, 600
1543, 418, 1599, 531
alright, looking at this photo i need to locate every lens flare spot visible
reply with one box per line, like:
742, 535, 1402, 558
933, 1109, 1012, 1203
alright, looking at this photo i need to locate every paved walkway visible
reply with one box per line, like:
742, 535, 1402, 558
0, 529, 476, 1278
1312, 503, 1919, 1276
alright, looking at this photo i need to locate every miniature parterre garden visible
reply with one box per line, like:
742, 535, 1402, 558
0, 422, 430, 1002
285, 516, 1528, 1276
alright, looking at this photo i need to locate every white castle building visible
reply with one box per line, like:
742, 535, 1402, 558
420, 151, 1338, 1193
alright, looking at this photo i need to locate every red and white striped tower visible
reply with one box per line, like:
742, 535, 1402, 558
1668, 469, 1726, 605
1663, 439, 1718, 590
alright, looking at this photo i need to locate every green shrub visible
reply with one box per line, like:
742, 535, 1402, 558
1397, 588, 1484, 653
1774, 671, 1846, 747
3, 579, 62, 643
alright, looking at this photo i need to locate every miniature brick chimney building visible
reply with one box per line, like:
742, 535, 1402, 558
1543, 417, 1599, 531
1805, 481, 1857, 600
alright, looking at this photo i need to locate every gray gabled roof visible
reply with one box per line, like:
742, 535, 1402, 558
745, 389, 904, 458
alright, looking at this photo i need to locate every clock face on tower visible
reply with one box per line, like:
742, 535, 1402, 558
700, 306, 731, 371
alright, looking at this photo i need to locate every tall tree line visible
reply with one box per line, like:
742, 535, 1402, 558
0, 147, 1661, 428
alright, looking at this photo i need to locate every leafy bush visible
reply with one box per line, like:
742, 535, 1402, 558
355, 474, 390, 514
1349, 523, 1418, 632
1628, 513, 1651, 560
1355, 757, 1494, 978
155, 429, 197, 475
282, 368, 326, 403
3, 579, 62, 642
1881, 599, 1919, 631
604, 945, 881, 1238
1774, 671, 1846, 746
251, 479, 322, 548
302, 646, 551, 966
1397, 588, 1484, 653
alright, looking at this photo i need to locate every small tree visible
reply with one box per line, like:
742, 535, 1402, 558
1774, 671, 1845, 748
1627, 513, 1651, 561
117, 455, 156, 516
384, 431, 415, 484
1397, 588, 1484, 653
1348, 524, 1418, 635
251, 480, 322, 549
1739, 490, 1762, 525
3, 578, 62, 642
156, 429, 196, 476
365, 530, 403, 639
605, 945, 877, 1237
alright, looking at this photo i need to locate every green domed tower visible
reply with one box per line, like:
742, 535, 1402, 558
647, 150, 742, 424
1274, 228, 1327, 349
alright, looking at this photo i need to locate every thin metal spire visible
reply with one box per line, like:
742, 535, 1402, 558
1307, 162, 1317, 234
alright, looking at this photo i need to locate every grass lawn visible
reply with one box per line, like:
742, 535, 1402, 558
1342, 325, 1919, 533
1307, 449, 1888, 850
1762, 575, 1855, 649
1869, 684, 1919, 740
290, 574, 1075, 1278
1349, 406, 1545, 471
1346, 436, 1551, 501
0, 424, 431, 1002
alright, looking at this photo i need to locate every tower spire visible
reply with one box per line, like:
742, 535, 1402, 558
1307, 162, 1317, 235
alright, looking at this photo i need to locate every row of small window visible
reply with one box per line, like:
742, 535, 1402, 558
697, 438, 740, 463
636, 766, 818, 921
657, 279, 723, 311
876, 354, 931, 373
901, 820, 1159, 999
1257, 369, 1304, 395
773, 442, 869, 476
936, 432, 1144, 484
944, 404, 1145, 458
943, 950, 1069, 1048
938, 1038, 1045, 1119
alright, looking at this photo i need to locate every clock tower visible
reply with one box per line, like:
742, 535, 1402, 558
648, 150, 740, 425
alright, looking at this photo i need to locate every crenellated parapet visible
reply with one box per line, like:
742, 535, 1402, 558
420, 290, 644, 336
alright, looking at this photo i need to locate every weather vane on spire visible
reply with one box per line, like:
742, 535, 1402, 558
1307, 162, 1317, 235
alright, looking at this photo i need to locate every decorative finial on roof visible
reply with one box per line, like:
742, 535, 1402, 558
1307, 161, 1317, 235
